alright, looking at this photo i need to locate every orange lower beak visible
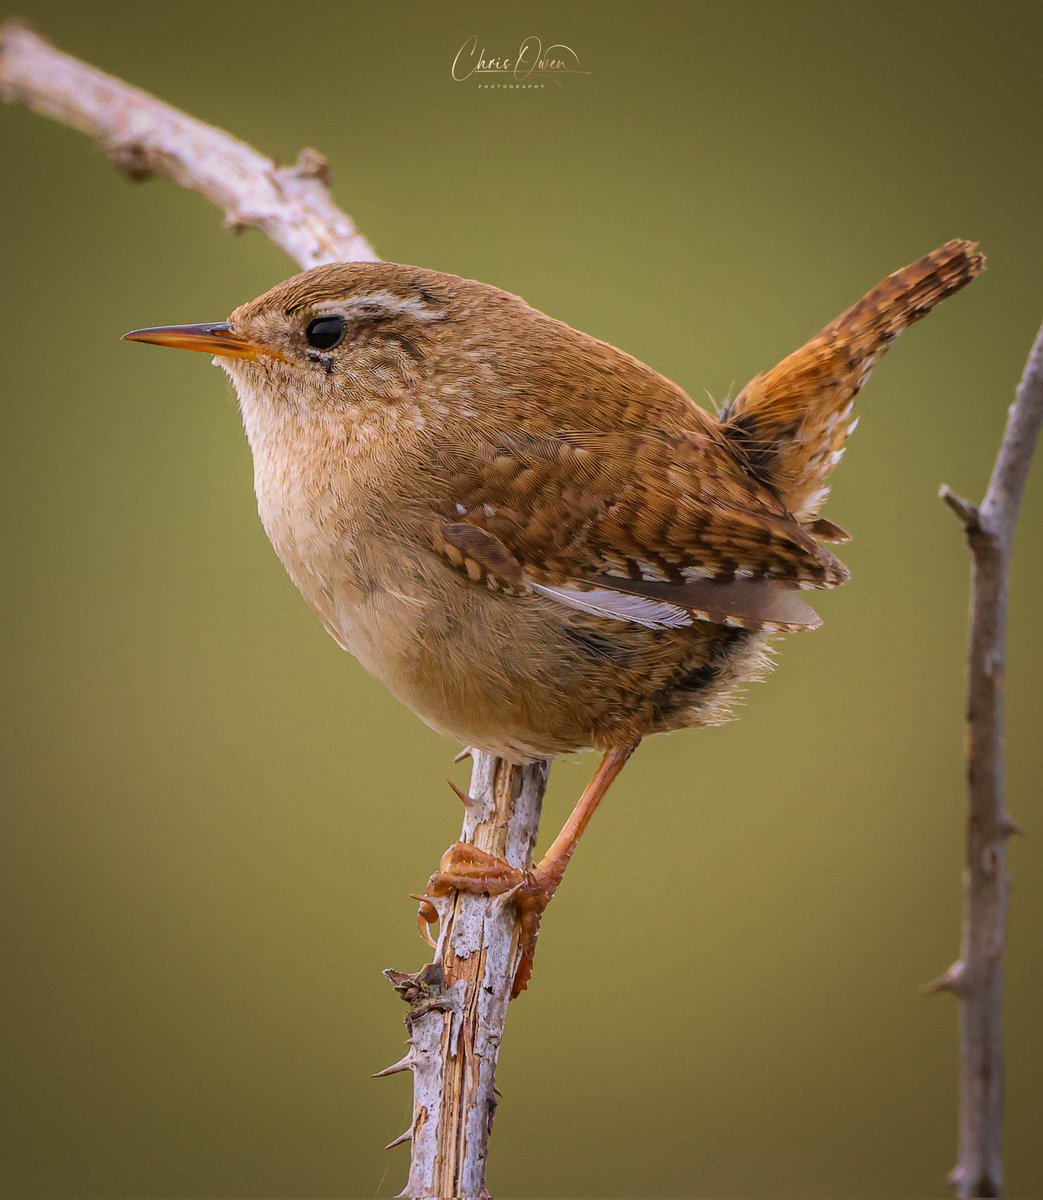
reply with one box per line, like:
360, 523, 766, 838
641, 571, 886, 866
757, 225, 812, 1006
122, 322, 284, 362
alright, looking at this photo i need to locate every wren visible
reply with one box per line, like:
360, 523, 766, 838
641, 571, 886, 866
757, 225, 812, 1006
124, 239, 984, 992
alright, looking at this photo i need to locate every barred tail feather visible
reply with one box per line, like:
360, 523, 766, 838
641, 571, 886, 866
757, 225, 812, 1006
722, 239, 986, 520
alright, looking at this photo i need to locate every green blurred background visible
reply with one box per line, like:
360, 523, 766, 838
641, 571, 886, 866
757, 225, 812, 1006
2, 1, 1041, 1196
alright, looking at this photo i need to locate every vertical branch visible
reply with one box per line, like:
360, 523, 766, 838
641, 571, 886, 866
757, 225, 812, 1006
1, 22, 551, 1199
929, 321, 1043, 1199
385, 755, 547, 1200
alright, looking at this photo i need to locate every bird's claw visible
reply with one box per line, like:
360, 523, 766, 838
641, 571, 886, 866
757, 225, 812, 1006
409, 893, 440, 948
413, 842, 555, 998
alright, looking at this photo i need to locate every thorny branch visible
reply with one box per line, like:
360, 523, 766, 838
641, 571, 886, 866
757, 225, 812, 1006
928, 321, 1043, 1199
381, 757, 547, 1199
0, 19, 546, 1199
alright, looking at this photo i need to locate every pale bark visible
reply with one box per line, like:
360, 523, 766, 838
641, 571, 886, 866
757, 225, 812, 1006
0, 20, 376, 267
1, 20, 546, 1199
383, 757, 548, 1198
928, 322, 1043, 1198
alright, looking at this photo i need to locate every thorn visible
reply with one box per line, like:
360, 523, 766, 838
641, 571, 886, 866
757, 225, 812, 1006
1003, 816, 1028, 837
384, 1126, 413, 1150
493, 1084, 503, 1098
221, 208, 265, 235
105, 139, 154, 182
939, 484, 981, 530
453, 746, 474, 763
492, 880, 525, 912
371, 1053, 414, 1078
292, 145, 333, 185
921, 960, 966, 996
447, 778, 472, 806
383, 967, 413, 990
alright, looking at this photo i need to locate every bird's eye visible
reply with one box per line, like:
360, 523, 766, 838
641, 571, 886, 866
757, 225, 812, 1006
305, 315, 346, 351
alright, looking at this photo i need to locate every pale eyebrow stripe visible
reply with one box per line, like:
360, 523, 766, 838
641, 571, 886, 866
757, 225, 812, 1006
312, 292, 445, 322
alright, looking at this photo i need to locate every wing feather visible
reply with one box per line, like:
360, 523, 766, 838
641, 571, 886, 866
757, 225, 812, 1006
531, 583, 695, 630
428, 317, 849, 632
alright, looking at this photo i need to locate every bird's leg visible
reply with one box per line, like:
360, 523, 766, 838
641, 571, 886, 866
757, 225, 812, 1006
527, 742, 638, 899
416, 742, 639, 996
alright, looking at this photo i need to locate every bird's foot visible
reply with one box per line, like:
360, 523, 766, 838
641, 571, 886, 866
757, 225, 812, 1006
414, 745, 641, 997
414, 842, 554, 998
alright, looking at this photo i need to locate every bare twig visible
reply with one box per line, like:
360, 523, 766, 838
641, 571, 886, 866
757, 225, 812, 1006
0, 20, 377, 267
1, 20, 548, 1198
930, 321, 1043, 1199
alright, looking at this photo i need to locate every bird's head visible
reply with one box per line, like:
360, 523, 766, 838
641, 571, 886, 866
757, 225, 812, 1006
123, 262, 466, 427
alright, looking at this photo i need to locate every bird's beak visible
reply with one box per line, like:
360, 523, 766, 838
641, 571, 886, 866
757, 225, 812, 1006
121, 322, 285, 362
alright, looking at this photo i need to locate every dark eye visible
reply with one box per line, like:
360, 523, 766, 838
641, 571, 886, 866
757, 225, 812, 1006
305, 315, 346, 351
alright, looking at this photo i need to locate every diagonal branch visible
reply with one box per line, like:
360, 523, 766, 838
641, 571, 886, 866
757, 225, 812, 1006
1, 18, 546, 1199
0, 19, 377, 267
930, 320, 1043, 1199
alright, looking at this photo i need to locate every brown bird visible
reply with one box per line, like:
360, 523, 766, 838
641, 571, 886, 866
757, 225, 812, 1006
124, 239, 984, 993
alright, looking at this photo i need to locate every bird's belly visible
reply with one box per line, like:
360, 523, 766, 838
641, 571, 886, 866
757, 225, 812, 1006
320, 557, 588, 760
276, 538, 435, 699
304, 549, 774, 762
247, 455, 591, 756
258, 480, 771, 759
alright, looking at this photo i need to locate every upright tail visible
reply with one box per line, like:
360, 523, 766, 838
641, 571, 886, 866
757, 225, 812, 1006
722, 239, 986, 522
